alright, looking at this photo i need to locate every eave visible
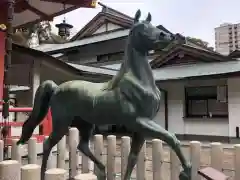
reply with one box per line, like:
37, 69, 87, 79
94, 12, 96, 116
0, 0, 96, 28
71, 12, 132, 41
151, 44, 234, 69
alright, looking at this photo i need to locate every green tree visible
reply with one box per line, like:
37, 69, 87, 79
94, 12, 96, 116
13, 21, 67, 47
186, 36, 214, 51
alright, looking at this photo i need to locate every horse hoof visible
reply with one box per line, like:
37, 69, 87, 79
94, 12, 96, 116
97, 175, 106, 180
179, 171, 190, 180
97, 172, 106, 180
179, 164, 191, 180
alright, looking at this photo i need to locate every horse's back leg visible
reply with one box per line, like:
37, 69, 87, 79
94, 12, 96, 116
135, 118, 191, 180
74, 119, 106, 180
41, 116, 70, 180
123, 132, 144, 180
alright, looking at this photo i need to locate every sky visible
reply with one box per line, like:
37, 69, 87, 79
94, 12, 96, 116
52, 0, 240, 47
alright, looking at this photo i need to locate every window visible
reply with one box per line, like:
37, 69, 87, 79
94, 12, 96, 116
185, 86, 228, 118
97, 52, 124, 62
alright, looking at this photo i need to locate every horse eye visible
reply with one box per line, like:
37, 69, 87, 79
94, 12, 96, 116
159, 32, 166, 37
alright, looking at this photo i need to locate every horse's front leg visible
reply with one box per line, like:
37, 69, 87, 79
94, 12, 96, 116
136, 118, 191, 180
123, 132, 145, 180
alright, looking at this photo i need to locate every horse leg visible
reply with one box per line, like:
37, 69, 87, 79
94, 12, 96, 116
76, 121, 106, 180
123, 132, 144, 180
136, 118, 191, 180
41, 120, 69, 180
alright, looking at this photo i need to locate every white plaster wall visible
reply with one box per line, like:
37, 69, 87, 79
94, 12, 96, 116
11, 126, 39, 137
156, 79, 229, 137
93, 23, 122, 34
67, 38, 126, 63
183, 120, 228, 136
93, 24, 107, 34
227, 77, 240, 137
152, 90, 165, 128
166, 82, 185, 134
107, 23, 122, 31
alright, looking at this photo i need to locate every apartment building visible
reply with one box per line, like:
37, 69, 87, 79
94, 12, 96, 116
215, 23, 240, 55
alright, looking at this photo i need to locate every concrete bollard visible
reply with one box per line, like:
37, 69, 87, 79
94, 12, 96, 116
210, 142, 223, 171
136, 141, 146, 180
190, 141, 201, 180
0, 140, 3, 161
21, 164, 40, 180
0, 160, 21, 180
94, 134, 103, 175
74, 173, 97, 180
69, 128, 79, 178
28, 137, 37, 164
107, 135, 116, 180
45, 168, 67, 180
152, 139, 164, 180
45, 136, 55, 169
57, 136, 66, 169
121, 136, 130, 180
11, 139, 21, 163
234, 144, 240, 180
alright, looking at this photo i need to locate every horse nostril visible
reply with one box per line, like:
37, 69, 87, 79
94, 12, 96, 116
159, 32, 166, 38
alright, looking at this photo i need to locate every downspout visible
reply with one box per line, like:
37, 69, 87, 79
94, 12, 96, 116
1, 0, 14, 160
164, 91, 168, 130
159, 88, 168, 130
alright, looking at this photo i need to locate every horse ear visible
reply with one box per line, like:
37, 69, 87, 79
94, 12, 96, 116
134, 9, 141, 23
146, 12, 152, 22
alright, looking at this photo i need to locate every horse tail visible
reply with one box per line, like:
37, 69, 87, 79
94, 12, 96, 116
17, 80, 58, 145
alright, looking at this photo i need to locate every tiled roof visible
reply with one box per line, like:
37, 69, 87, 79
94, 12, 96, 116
67, 63, 117, 76
151, 43, 233, 68
69, 58, 240, 81
33, 29, 129, 53
13, 43, 112, 79
152, 60, 240, 81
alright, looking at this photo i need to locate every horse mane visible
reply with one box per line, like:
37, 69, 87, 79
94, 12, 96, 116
102, 39, 130, 90
102, 61, 127, 90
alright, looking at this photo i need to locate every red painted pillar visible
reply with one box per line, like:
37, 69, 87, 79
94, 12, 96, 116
40, 109, 52, 136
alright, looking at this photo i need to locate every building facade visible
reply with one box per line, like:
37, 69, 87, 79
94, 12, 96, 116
215, 23, 240, 55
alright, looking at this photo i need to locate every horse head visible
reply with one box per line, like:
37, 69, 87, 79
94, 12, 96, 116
129, 9, 172, 53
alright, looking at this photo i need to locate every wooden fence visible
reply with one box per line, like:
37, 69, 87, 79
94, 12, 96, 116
0, 127, 239, 180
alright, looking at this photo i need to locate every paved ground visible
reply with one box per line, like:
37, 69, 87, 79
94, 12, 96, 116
18, 139, 237, 180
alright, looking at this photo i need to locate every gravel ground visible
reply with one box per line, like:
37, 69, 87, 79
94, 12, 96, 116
17, 139, 236, 180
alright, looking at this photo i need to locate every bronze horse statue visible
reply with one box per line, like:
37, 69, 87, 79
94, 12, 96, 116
17, 10, 191, 180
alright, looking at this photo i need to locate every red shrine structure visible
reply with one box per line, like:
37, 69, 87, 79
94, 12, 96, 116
0, 0, 96, 144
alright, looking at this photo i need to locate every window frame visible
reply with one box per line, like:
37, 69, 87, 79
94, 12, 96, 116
185, 86, 228, 118
97, 51, 124, 62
